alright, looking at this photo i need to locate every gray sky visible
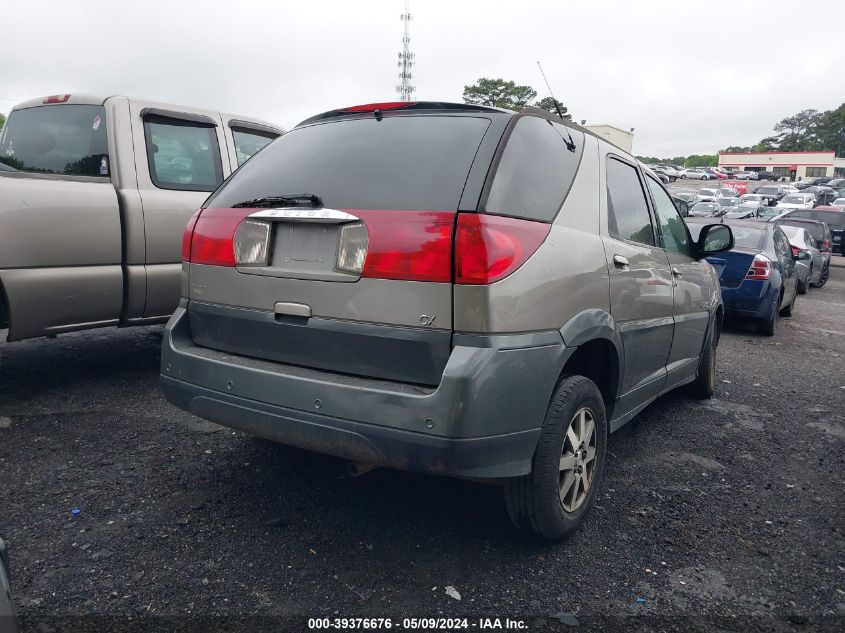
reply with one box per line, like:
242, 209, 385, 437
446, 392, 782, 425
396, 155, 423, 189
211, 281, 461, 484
2, 0, 843, 156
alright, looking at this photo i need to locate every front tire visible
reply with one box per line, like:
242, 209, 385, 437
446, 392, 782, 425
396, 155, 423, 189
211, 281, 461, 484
687, 320, 717, 399
504, 376, 607, 541
759, 297, 779, 336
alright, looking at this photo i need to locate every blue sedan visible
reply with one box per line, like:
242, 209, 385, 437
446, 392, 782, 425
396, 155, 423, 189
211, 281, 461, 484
686, 219, 800, 336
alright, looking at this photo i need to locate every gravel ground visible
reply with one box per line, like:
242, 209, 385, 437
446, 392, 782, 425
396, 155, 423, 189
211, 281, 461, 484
1, 260, 843, 632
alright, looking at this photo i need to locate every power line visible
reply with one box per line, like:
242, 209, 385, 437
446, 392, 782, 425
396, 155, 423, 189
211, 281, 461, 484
396, 0, 415, 102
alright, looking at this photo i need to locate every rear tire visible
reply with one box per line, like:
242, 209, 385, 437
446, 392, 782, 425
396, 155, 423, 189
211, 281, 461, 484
759, 298, 779, 336
813, 263, 829, 288
686, 321, 717, 399
504, 376, 607, 541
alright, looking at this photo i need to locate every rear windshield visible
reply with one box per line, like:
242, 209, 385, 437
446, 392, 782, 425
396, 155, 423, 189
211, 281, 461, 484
208, 115, 491, 210
0, 104, 109, 176
788, 210, 845, 229
687, 223, 765, 249
777, 220, 824, 240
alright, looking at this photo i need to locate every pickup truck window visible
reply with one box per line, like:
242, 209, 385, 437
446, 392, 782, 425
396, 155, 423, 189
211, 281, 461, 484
233, 129, 277, 166
143, 117, 223, 191
0, 105, 109, 177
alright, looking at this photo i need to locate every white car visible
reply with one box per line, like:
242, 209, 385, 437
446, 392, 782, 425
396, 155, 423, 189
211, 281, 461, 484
733, 171, 759, 180
698, 188, 719, 201
776, 193, 815, 210
830, 198, 845, 209
740, 193, 766, 204
679, 169, 711, 180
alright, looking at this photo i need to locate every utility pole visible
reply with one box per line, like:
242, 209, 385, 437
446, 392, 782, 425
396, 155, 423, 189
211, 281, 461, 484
396, 0, 415, 101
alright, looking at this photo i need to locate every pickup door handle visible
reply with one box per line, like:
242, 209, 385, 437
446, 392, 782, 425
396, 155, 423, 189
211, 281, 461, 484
613, 254, 629, 267
671, 267, 683, 277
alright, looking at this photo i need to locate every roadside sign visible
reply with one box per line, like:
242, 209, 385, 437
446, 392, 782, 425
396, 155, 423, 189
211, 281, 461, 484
723, 180, 748, 194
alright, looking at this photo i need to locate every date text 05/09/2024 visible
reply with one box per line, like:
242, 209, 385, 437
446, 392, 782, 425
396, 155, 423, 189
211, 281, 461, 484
307, 618, 528, 630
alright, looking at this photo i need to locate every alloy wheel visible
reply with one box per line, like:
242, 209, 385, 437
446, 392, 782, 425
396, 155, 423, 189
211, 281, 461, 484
558, 407, 597, 513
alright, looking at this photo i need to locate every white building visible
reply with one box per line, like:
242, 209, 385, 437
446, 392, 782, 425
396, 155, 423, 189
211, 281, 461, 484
718, 151, 845, 180
585, 124, 634, 153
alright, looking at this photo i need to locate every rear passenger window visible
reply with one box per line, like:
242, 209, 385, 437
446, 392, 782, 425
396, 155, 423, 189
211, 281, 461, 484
232, 128, 278, 166
606, 158, 655, 246
143, 115, 223, 191
485, 116, 584, 222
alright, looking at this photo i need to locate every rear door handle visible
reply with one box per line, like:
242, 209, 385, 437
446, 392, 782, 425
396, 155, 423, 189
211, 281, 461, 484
613, 254, 629, 267
671, 267, 682, 277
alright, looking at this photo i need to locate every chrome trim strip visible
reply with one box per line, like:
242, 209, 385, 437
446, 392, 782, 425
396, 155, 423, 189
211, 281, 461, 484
249, 208, 360, 223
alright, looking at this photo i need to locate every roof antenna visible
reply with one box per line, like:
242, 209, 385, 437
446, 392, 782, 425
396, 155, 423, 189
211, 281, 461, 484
537, 60, 576, 152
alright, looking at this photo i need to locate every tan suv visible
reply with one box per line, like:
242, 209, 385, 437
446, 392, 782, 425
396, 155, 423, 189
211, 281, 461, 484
161, 102, 734, 540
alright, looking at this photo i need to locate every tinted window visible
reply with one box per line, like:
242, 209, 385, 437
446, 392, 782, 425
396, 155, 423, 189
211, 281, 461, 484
772, 229, 792, 267
778, 221, 824, 242
210, 116, 491, 210
0, 105, 108, 176
144, 117, 223, 191
233, 128, 278, 166
646, 176, 694, 256
687, 223, 765, 249
789, 210, 845, 229
485, 116, 584, 221
606, 158, 655, 246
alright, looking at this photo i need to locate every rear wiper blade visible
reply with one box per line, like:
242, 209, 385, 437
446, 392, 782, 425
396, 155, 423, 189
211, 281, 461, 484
231, 194, 323, 209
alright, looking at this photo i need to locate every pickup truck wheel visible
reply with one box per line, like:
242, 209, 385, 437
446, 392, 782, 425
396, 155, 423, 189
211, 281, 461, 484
686, 322, 716, 399
504, 375, 607, 541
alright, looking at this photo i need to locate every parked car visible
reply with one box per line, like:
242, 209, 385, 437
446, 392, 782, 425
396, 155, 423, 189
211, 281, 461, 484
827, 178, 845, 189
755, 185, 786, 205
679, 168, 711, 180
707, 168, 728, 180
801, 186, 839, 206
689, 201, 722, 217
756, 171, 780, 181
777, 193, 815, 210
756, 206, 784, 221
0, 94, 283, 342
779, 207, 845, 255
830, 198, 845, 209
686, 219, 798, 336
773, 217, 831, 287
698, 188, 719, 202
716, 187, 740, 199
673, 191, 701, 207
716, 197, 741, 211
725, 202, 767, 219
654, 165, 679, 181
733, 171, 758, 180
160, 101, 734, 540
778, 225, 822, 293
740, 193, 766, 204
0, 538, 17, 633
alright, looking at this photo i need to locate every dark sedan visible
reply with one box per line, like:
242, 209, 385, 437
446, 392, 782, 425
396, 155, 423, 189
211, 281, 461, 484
686, 219, 800, 336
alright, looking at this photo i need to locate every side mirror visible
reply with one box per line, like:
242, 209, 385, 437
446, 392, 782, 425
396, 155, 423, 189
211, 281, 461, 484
697, 223, 734, 255
797, 251, 811, 261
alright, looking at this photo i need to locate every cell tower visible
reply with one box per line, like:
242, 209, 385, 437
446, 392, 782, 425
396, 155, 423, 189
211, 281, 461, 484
396, 0, 415, 101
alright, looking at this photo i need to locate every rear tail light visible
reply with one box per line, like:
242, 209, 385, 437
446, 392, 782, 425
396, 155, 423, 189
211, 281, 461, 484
340, 101, 417, 113
182, 209, 202, 262
189, 208, 256, 267
820, 239, 830, 252
43, 94, 71, 103
790, 245, 801, 258
746, 254, 772, 280
455, 214, 551, 285
354, 210, 454, 283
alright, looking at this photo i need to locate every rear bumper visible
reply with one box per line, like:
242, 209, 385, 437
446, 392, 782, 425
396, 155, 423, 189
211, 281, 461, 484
720, 280, 777, 319
161, 302, 572, 479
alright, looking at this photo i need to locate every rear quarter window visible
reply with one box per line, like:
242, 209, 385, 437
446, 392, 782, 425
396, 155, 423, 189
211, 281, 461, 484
209, 115, 491, 211
483, 115, 584, 222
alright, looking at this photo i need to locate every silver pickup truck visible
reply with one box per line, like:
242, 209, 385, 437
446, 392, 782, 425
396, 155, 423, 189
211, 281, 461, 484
0, 94, 282, 341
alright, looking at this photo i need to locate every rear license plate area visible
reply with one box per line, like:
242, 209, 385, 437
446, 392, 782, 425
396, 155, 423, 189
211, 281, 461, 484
271, 223, 340, 276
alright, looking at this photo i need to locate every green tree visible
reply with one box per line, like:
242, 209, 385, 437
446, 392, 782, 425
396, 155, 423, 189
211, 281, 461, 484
773, 109, 822, 151
0, 112, 6, 128
683, 154, 717, 167
721, 146, 752, 153
814, 103, 845, 157
534, 97, 572, 120
463, 78, 537, 110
